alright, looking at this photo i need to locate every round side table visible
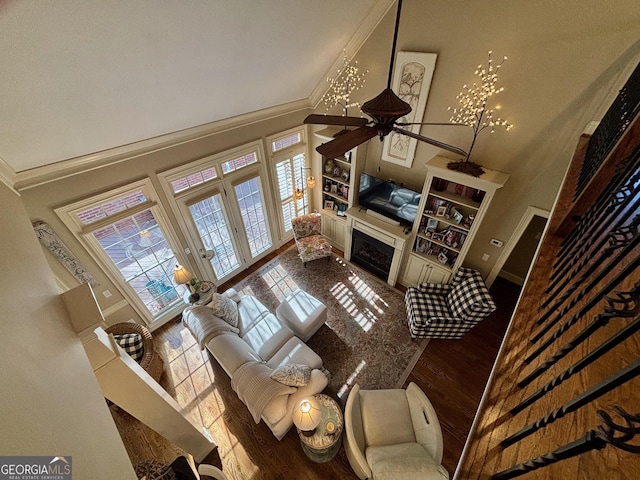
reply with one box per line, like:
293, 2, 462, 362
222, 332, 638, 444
182, 281, 216, 306
297, 394, 343, 463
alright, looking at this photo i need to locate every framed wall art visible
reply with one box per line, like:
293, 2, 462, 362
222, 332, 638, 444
382, 51, 438, 168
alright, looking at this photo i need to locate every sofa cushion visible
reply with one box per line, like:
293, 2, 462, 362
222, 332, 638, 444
183, 306, 239, 350
270, 364, 312, 387
261, 393, 289, 426
366, 443, 449, 480
266, 337, 324, 370
359, 389, 415, 447
113, 333, 144, 362
207, 334, 262, 377
447, 271, 495, 321
231, 361, 297, 424
209, 293, 239, 328
236, 295, 276, 337
242, 313, 293, 361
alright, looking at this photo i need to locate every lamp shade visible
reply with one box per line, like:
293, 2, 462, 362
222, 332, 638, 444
292, 396, 322, 432
173, 264, 192, 285
294, 188, 304, 200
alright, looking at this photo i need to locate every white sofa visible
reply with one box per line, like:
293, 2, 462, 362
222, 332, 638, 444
182, 288, 329, 440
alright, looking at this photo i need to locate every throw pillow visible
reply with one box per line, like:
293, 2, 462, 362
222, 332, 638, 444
209, 293, 239, 328
113, 333, 144, 362
269, 364, 312, 387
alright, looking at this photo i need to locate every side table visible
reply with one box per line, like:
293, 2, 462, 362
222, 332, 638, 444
182, 281, 216, 306
297, 394, 343, 463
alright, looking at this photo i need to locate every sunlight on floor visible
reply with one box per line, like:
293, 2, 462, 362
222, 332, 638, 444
260, 263, 299, 301
161, 327, 260, 479
337, 360, 367, 399
330, 268, 390, 333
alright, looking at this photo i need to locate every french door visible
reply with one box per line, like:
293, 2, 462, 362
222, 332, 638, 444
177, 173, 272, 284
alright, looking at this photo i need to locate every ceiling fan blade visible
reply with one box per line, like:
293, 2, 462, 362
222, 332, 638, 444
317, 126, 378, 157
393, 127, 467, 158
396, 121, 466, 127
304, 114, 368, 127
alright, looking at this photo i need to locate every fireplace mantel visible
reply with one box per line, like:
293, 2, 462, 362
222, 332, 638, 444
344, 207, 410, 286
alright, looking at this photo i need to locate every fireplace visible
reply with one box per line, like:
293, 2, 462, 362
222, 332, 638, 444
350, 229, 394, 281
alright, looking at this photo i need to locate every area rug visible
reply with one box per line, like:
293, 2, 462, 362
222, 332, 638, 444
231, 246, 428, 404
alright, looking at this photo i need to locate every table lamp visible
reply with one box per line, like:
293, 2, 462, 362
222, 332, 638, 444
174, 264, 199, 303
292, 396, 322, 436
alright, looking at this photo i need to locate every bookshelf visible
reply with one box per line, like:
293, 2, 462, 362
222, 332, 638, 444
401, 156, 509, 287
312, 127, 363, 251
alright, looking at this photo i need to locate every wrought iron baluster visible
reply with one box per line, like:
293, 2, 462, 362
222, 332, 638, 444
504, 359, 640, 446
534, 221, 640, 330
524, 281, 640, 369
513, 310, 640, 414
493, 407, 640, 479
540, 216, 639, 311
555, 152, 639, 269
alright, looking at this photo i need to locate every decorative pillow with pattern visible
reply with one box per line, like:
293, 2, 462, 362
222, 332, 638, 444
269, 364, 312, 387
113, 333, 144, 362
208, 293, 239, 328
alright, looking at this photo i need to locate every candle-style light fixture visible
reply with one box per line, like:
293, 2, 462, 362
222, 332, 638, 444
447, 51, 513, 176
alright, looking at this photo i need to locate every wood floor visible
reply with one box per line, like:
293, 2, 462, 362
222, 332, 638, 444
112, 242, 518, 478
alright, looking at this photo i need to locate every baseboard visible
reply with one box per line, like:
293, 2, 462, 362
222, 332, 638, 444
497, 270, 524, 286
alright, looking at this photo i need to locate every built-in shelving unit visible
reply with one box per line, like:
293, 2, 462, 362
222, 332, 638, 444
401, 156, 509, 287
311, 127, 363, 251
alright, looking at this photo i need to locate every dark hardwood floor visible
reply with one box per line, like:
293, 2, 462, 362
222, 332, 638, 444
113, 242, 518, 478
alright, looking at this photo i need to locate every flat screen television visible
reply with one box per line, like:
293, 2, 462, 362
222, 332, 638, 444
358, 173, 421, 227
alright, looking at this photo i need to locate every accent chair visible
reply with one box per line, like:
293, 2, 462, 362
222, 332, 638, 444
404, 267, 496, 339
291, 213, 332, 267
344, 382, 449, 480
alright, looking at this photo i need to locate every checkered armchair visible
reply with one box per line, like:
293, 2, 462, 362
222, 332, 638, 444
405, 267, 496, 339
291, 213, 332, 267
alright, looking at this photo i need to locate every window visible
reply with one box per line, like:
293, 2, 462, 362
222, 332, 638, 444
268, 127, 309, 234
158, 140, 274, 284
170, 167, 218, 194
220, 151, 258, 175
56, 179, 184, 326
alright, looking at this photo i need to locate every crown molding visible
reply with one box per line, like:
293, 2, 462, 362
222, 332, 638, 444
309, 0, 396, 108
14, 98, 311, 191
0, 154, 19, 196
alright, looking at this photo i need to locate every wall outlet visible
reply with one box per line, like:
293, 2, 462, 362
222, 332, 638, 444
184, 247, 191, 255
102, 290, 112, 298
490, 238, 503, 247
481, 253, 490, 261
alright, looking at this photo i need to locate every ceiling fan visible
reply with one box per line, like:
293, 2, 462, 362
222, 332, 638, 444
304, 0, 466, 159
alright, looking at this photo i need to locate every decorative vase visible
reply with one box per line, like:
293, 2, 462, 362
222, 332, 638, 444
324, 159, 335, 175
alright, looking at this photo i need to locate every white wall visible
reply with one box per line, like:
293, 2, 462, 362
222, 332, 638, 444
0, 182, 136, 479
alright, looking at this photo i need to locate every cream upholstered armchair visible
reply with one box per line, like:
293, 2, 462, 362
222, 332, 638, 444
344, 383, 449, 480
291, 213, 332, 267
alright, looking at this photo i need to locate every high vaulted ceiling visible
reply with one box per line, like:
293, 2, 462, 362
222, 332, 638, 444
0, 0, 386, 173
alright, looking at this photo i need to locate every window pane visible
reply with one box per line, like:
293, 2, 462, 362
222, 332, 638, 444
170, 167, 219, 194
92, 208, 181, 316
76, 190, 147, 225
271, 132, 301, 152
235, 177, 271, 257
221, 152, 257, 175
188, 194, 241, 279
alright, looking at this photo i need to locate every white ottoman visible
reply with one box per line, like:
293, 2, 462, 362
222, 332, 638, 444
276, 289, 327, 342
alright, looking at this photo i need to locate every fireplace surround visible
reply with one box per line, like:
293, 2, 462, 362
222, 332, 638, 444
343, 207, 409, 286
